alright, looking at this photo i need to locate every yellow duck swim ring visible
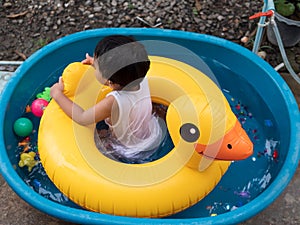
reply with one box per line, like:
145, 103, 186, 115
38, 56, 253, 218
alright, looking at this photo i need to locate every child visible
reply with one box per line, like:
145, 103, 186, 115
50, 35, 163, 163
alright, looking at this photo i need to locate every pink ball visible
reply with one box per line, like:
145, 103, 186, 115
31, 98, 49, 117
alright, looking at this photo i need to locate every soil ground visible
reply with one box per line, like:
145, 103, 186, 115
0, 0, 300, 224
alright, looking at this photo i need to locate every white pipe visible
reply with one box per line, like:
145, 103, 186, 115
0, 61, 23, 65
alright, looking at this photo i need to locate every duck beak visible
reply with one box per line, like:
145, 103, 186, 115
194, 121, 253, 161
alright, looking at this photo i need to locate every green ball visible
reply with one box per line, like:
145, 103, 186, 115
13, 117, 33, 137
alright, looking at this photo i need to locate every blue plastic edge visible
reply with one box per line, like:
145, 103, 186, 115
0, 28, 299, 225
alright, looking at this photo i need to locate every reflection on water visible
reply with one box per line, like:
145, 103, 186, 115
13, 88, 281, 217
171, 90, 280, 218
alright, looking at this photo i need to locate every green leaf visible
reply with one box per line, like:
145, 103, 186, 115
276, 2, 296, 17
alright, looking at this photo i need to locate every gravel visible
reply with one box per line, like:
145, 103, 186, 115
0, 0, 297, 68
0, 0, 299, 224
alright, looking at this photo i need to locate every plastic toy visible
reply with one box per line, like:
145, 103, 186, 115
31, 98, 49, 117
1, 28, 299, 225
18, 152, 38, 172
13, 117, 33, 137
38, 59, 253, 218
36, 87, 51, 102
18, 137, 31, 152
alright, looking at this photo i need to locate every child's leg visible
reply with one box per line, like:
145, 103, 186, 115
152, 103, 168, 119
96, 120, 109, 138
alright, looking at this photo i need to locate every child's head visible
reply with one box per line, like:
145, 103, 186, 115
94, 35, 150, 87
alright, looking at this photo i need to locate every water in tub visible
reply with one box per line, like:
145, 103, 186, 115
11, 81, 281, 217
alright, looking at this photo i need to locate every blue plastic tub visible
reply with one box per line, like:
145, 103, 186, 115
0, 28, 299, 224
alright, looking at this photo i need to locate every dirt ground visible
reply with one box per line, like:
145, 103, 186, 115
0, 158, 299, 225
0, 74, 299, 225
1, 0, 300, 224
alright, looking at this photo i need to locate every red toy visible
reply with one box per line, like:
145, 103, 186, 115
31, 98, 49, 117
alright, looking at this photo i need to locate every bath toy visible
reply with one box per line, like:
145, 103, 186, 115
36, 87, 51, 102
273, 149, 279, 160
18, 137, 31, 152
25, 105, 31, 113
38, 57, 253, 218
31, 98, 49, 117
0, 28, 299, 225
18, 152, 38, 172
13, 117, 33, 137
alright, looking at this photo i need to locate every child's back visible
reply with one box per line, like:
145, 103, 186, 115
101, 77, 162, 163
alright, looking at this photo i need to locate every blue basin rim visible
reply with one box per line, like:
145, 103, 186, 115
0, 28, 299, 225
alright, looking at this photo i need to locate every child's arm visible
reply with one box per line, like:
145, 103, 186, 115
50, 77, 114, 125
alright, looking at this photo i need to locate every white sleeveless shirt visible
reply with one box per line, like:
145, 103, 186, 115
105, 78, 163, 159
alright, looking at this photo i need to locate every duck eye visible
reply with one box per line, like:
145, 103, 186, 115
180, 123, 200, 142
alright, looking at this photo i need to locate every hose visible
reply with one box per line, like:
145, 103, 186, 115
270, 17, 300, 85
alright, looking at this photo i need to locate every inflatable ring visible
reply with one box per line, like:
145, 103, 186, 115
38, 56, 253, 217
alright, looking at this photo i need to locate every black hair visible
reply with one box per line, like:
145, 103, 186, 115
94, 35, 150, 87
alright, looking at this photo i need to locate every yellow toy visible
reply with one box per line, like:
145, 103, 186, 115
18, 152, 38, 172
38, 57, 253, 217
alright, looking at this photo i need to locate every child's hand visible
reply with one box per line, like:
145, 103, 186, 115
50, 77, 64, 99
81, 53, 94, 65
